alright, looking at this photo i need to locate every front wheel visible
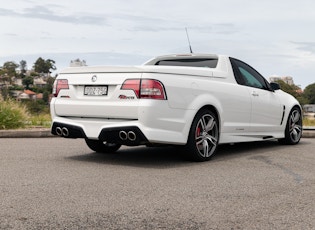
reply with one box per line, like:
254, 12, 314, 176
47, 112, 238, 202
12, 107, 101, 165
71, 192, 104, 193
186, 109, 219, 161
279, 107, 302, 145
85, 139, 121, 153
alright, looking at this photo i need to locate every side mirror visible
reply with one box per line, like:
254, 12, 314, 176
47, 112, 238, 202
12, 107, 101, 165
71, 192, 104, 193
270, 82, 280, 91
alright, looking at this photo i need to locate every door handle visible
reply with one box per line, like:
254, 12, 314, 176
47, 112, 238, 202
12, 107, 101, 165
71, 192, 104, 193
251, 91, 259, 96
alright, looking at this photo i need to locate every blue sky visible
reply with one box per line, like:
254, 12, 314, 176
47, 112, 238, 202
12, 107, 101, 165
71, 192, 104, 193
1, 0, 315, 89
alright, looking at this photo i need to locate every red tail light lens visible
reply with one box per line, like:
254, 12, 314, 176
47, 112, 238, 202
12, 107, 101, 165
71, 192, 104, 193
121, 79, 166, 100
53, 79, 69, 97
140, 79, 166, 99
121, 79, 141, 98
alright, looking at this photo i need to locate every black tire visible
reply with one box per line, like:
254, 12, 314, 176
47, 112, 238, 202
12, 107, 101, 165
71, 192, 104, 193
85, 139, 121, 153
278, 107, 302, 145
186, 109, 219, 161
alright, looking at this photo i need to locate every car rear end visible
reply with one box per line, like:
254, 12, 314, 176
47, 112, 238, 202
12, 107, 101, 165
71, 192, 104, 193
50, 65, 184, 146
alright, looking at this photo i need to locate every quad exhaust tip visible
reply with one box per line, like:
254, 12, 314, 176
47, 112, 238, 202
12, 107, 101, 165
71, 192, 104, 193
55, 126, 69, 137
62, 127, 69, 137
56, 127, 62, 136
56, 127, 137, 140
119, 131, 128, 140
128, 131, 136, 141
119, 130, 137, 141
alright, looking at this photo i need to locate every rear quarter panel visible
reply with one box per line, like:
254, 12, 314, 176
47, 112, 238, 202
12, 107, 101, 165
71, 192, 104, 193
142, 70, 252, 139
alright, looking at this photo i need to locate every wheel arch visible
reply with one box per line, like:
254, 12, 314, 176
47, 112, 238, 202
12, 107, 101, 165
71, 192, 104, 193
195, 105, 221, 130
185, 104, 221, 161
184, 104, 221, 145
278, 103, 303, 145
282, 103, 303, 128
288, 104, 303, 126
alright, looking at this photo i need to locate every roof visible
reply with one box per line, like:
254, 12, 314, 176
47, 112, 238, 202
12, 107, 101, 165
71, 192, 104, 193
24, 89, 36, 95
57, 54, 231, 80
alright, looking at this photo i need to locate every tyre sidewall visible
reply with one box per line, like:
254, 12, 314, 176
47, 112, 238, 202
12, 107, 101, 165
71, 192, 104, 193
282, 107, 302, 145
186, 109, 219, 161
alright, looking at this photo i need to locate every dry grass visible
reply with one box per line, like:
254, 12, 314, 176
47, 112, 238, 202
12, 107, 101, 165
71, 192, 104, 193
27, 113, 52, 128
0, 98, 30, 129
0, 97, 51, 130
303, 118, 315, 127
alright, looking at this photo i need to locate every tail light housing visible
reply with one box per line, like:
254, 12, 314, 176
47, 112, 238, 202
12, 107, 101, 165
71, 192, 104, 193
121, 79, 167, 100
53, 79, 69, 97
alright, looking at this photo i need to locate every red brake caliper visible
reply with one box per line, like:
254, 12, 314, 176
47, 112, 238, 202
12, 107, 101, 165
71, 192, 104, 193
196, 127, 201, 137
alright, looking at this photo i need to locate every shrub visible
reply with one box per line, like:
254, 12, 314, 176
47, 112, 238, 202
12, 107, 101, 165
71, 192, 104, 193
22, 100, 49, 115
0, 98, 29, 130
29, 113, 51, 127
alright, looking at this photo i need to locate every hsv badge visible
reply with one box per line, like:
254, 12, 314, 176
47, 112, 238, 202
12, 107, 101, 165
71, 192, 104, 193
91, 75, 97, 82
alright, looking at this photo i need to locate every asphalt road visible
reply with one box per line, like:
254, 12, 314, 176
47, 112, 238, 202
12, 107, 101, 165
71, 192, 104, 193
1, 138, 314, 229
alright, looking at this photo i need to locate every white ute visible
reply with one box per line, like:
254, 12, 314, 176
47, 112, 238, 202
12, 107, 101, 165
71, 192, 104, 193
50, 54, 302, 161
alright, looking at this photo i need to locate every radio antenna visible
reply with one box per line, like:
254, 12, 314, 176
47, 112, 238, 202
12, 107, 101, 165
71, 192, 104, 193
185, 27, 193, 53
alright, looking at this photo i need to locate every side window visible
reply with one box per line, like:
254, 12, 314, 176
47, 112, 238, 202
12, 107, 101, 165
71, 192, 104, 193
230, 58, 270, 90
238, 67, 265, 89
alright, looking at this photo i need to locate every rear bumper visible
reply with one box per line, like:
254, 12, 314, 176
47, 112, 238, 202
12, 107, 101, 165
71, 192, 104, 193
50, 99, 195, 145
50, 114, 191, 145
51, 122, 149, 146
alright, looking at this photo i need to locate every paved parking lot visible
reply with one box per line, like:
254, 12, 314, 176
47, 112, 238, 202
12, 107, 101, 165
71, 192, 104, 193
1, 138, 314, 229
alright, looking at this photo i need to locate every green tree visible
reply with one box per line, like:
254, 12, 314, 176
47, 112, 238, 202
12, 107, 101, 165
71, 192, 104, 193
2, 61, 19, 84
0, 86, 9, 100
296, 95, 309, 106
275, 80, 307, 105
19, 60, 27, 77
3, 61, 19, 77
0, 68, 9, 84
45, 76, 55, 93
43, 91, 49, 103
303, 83, 315, 104
275, 80, 301, 98
33, 57, 56, 74
22, 76, 34, 89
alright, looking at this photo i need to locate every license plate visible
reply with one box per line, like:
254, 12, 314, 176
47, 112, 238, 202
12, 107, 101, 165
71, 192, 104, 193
84, 86, 108, 96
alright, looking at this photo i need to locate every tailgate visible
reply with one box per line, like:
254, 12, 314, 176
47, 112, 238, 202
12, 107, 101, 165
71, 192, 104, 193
53, 72, 142, 119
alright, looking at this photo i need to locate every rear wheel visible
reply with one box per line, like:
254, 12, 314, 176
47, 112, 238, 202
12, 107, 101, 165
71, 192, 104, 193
279, 107, 302, 145
186, 109, 219, 161
85, 139, 121, 153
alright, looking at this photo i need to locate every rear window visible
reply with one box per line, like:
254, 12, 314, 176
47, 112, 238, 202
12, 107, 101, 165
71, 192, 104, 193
155, 59, 218, 68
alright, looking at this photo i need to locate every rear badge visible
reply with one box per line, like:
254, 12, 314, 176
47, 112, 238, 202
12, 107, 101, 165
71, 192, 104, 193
119, 95, 135, 100
91, 75, 97, 82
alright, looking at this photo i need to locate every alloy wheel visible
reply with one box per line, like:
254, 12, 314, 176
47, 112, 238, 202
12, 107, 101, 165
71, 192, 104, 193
194, 114, 219, 158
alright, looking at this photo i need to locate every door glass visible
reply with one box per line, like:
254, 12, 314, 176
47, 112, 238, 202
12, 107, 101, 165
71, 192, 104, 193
231, 58, 269, 90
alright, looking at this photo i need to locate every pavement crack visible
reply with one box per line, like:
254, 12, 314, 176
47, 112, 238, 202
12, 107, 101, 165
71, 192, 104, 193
249, 155, 303, 183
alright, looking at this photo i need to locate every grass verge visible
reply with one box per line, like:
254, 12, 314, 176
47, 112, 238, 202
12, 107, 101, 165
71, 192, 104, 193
0, 99, 29, 129
0, 98, 51, 130
27, 113, 52, 128
303, 118, 315, 127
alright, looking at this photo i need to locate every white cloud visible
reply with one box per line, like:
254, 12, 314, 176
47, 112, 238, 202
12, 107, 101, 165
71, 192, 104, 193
0, 0, 315, 88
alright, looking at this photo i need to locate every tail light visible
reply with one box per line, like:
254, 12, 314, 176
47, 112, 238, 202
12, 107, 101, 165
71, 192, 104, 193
53, 79, 69, 97
140, 79, 166, 99
121, 79, 167, 100
121, 79, 141, 98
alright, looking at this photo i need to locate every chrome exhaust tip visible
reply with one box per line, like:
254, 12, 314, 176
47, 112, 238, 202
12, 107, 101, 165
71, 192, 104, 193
119, 131, 127, 140
62, 127, 69, 137
56, 127, 63, 136
128, 131, 136, 141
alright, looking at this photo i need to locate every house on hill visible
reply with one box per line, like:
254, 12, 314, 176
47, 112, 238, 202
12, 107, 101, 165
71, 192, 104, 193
17, 89, 37, 100
34, 77, 47, 88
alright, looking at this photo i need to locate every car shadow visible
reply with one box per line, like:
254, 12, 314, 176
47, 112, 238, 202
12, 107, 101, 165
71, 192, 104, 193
65, 139, 302, 169
67, 145, 192, 169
